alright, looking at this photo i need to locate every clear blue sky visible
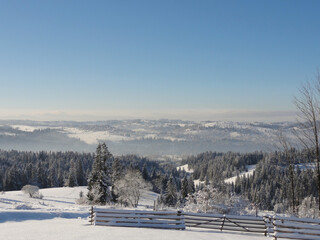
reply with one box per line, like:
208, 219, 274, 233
1, 0, 320, 121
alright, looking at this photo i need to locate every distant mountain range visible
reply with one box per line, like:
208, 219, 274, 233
0, 119, 299, 157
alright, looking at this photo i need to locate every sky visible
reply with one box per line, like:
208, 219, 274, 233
1, 0, 320, 122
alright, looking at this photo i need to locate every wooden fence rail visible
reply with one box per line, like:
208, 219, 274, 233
89, 208, 320, 239
89, 208, 270, 234
272, 216, 320, 240
90, 208, 185, 230
182, 212, 271, 235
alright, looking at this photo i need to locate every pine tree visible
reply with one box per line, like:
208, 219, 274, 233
142, 164, 149, 180
165, 175, 177, 206
57, 169, 64, 187
111, 157, 122, 202
67, 167, 77, 187
47, 167, 58, 187
87, 143, 113, 204
187, 176, 195, 195
75, 159, 85, 186
4, 165, 20, 190
111, 157, 122, 183
181, 176, 188, 199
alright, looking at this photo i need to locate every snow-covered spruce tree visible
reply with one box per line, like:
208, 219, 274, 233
67, 167, 77, 187
87, 143, 113, 205
181, 176, 188, 199
165, 175, 178, 206
111, 157, 123, 202
187, 176, 195, 195
111, 157, 122, 183
142, 163, 149, 180
66, 160, 77, 187
75, 159, 86, 186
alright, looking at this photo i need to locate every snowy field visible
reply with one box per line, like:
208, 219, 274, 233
0, 187, 269, 240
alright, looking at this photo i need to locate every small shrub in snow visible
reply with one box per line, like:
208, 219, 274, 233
76, 191, 88, 205
274, 201, 289, 214
21, 185, 42, 199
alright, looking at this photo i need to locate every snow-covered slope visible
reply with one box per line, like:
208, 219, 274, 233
0, 186, 89, 213
176, 164, 194, 173
0, 186, 268, 239
224, 165, 256, 184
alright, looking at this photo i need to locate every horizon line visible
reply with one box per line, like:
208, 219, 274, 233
0, 108, 297, 123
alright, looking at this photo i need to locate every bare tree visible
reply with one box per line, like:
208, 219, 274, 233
294, 75, 320, 213
114, 169, 150, 207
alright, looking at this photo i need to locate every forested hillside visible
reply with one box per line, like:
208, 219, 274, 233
181, 149, 318, 216
0, 149, 179, 193
1, 147, 318, 216
182, 151, 263, 185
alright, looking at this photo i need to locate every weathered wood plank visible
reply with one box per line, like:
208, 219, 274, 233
95, 221, 185, 229
95, 213, 183, 220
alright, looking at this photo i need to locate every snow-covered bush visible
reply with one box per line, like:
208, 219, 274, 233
76, 190, 88, 205
184, 185, 253, 215
298, 196, 319, 218
21, 185, 43, 199
274, 201, 289, 214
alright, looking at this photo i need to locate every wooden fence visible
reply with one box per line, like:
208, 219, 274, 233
271, 216, 320, 240
89, 208, 320, 239
89, 208, 269, 234
183, 212, 271, 235
90, 207, 185, 230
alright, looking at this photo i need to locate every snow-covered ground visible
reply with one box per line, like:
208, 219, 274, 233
176, 164, 194, 173
224, 165, 257, 184
0, 186, 87, 211
295, 162, 315, 170
177, 164, 204, 186
0, 186, 268, 239
0, 217, 268, 240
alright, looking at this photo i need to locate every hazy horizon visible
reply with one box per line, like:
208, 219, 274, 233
0, 108, 297, 123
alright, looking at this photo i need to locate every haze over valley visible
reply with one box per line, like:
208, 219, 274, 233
0, 119, 297, 156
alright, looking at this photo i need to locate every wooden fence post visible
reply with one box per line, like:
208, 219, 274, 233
221, 215, 226, 231
263, 215, 272, 237
90, 206, 94, 225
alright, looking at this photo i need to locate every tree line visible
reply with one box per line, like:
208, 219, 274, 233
0, 148, 179, 195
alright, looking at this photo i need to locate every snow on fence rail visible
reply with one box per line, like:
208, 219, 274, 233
89, 207, 185, 230
272, 216, 320, 240
182, 212, 271, 235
